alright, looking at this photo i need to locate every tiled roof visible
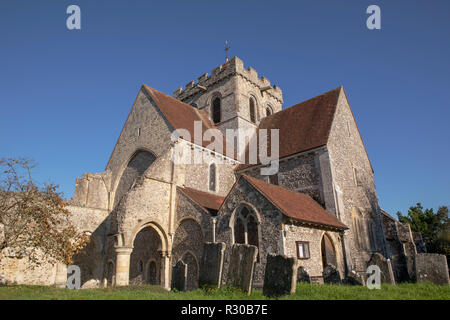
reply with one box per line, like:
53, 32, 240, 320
177, 186, 224, 211
241, 175, 348, 230
143, 85, 237, 160
236, 87, 341, 171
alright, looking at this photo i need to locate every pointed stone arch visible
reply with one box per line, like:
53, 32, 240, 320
113, 149, 157, 207
321, 233, 337, 269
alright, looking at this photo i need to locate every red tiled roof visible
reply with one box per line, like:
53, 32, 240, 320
236, 87, 341, 171
177, 186, 224, 211
143, 85, 237, 160
241, 175, 348, 230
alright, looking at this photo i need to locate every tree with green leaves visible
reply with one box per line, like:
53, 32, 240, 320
397, 203, 449, 261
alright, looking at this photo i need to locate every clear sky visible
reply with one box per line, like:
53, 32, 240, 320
0, 0, 449, 216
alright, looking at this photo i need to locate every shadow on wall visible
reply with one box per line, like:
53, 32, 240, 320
71, 218, 110, 289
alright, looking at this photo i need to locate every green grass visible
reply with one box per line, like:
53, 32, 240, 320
0, 282, 448, 300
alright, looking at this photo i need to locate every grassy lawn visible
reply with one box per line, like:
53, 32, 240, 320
0, 282, 449, 300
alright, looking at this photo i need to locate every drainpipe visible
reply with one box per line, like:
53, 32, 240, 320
212, 217, 217, 243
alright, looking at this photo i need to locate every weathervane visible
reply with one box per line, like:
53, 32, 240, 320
225, 40, 230, 62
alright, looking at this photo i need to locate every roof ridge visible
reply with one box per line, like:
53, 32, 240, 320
241, 174, 347, 230
260, 86, 341, 123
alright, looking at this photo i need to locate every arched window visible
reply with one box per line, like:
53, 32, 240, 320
233, 206, 259, 248
212, 97, 221, 124
209, 163, 216, 191
266, 107, 272, 117
138, 260, 144, 273
249, 98, 256, 123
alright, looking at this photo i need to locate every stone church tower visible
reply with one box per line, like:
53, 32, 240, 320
173, 57, 283, 157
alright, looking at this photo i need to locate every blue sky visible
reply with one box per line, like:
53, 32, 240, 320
0, 0, 449, 216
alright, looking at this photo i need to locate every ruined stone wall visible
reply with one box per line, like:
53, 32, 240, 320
326, 88, 388, 274
284, 225, 344, 279
0, 204, 110, 287
71, 171, 111, 210
0, 251, 58, 285
216, 178, 284, 287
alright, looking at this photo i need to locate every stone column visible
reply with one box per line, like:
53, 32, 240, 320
160, 250, 171, 290
115, 247, 133, 286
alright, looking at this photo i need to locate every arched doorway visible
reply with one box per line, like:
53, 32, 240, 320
321, 233, 337, 269
172, 219, 204, 290
182, 252, 199, 291
129, 226, 162, 285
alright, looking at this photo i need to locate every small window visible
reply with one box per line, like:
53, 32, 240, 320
266, 107, 272, 117
249, 98, 256, 123
296, 241, 310, 259
138, 260, 144, 272
212, 97, 221, 124
209, 163, 216, 191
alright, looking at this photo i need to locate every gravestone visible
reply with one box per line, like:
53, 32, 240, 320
297, 266, 310, 283
367, 253, 396, 284
263, 254, 297, 297
227, 244, 258, 295
0, 273, 6, 286
199, 242, 226, 288
171, 260, 187, 291
323, 264, 342, 284
415, 253, 449, 285
343, 270, 364, 286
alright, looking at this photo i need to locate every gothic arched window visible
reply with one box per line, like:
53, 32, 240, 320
233, 206, 259, 248
209, 163, 216, 191
266, 106, 272, 117
212, 97, 221, 124
249, 98, 256, 123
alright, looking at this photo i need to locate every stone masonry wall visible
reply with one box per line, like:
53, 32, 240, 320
106, 88, 175, 199
284, 225, 344, 279
326, 88, 388, 274
216, 178, 284, 287
242, 150, 326, 208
